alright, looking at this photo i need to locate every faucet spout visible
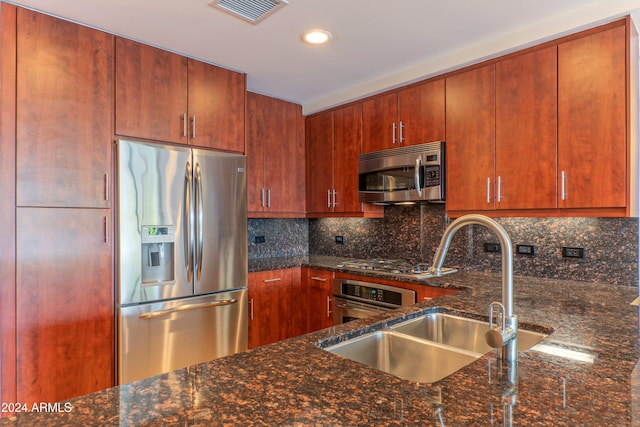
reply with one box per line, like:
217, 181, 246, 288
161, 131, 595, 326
431, 214, 518, 361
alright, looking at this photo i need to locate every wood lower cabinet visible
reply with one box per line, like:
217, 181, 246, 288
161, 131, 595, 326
0, 2, 17, 409
248, 269, 293, 349
247, 92, 305, 216
16, 8, 113, 208
305, 268, 334, 332
115, 37, 245, 152
16, 208, 113, 405
362, 79, 445, 153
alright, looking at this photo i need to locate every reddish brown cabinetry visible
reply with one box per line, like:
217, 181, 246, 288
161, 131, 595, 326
116, 37, 245, 152
248, 269, 293, 349
558, 24, 627, 211
447, 20, 633, 217
445, 64, 496, 213
495, 46, 558, 211
362, 79, 445, 153
247, 92, 305, 217
16, 8, 113, 208
16, 208, 113, 405
305, 268, 334, 332
306, 105, 383, 217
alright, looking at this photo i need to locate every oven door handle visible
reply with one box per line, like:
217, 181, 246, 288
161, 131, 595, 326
415, 155, 423, 197
335, 303, 383, 316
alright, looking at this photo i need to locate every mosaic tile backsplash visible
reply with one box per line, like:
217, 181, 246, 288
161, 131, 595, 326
249, 205, 639, 287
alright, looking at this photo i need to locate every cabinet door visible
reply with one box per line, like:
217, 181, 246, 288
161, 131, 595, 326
306, 269, 334, 332
445, 65, 496, 212
306, 112, 334, 214
247, 93, 305, 216
362, 92, 398, 152
558, 25, 627, 209
496, 46, 558, 210
16, 208, 113, 405
248, 270, 292, 349
290, 268, 307, 337
115, 37, 188, 144
16, 9, 113, 208
333, 104, 363, 213
398, 79, 445, 146
246, 93, 268, 213
188, 59, 245, 152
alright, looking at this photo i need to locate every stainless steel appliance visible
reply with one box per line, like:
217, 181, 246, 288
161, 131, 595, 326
358, 141, 445, 204
332, 278, 416, 324
336, 259, 457, 280
116, 139, 248, 384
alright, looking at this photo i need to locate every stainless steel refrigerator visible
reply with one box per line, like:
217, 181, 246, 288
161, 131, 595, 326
116, 139, 248, 384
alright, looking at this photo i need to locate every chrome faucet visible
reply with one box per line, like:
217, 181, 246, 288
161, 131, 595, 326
430, 214, 518, 362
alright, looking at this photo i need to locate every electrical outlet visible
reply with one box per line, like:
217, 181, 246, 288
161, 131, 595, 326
516, 244, 535, 256
335, 235, 345, 244
484, 242, 501, 253
254, 235, 266, 244
562, 247, 585, 258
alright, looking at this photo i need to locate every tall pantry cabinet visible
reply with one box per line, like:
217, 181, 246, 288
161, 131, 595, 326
4, 6, 115, 407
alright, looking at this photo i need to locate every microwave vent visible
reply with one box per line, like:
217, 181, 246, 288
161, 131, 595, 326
209, 0, 289, 24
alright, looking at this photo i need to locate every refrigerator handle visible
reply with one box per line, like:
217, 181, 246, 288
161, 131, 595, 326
195, 162, 204, 281
138, 298, 238, 319
185, 161, 194, 282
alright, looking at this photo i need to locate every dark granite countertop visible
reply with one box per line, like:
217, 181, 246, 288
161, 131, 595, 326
3, 255, 640, 426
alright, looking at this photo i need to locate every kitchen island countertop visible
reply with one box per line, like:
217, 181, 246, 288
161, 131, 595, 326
2, 255, 640, 426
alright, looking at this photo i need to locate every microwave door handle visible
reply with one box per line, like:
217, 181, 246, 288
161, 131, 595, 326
415, 155, 423, 196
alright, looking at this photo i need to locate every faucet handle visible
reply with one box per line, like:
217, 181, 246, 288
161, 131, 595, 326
486, 302, 516, 349
488, 301, 505, 330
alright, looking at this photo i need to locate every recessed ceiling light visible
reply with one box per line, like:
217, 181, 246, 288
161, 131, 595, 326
302, 29, 333, 45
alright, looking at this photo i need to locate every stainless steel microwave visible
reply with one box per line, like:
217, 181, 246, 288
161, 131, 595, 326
358, 141, 445, 204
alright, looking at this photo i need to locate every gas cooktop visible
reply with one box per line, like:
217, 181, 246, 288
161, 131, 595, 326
335, 259, 457, 280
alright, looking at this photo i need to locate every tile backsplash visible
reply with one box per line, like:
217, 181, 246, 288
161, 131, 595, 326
249, 205, 639, 287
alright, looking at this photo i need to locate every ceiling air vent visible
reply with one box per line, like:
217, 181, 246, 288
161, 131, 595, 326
210, 0, 289, 25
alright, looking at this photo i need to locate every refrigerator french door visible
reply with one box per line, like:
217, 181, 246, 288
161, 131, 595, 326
116, 139, 248, 384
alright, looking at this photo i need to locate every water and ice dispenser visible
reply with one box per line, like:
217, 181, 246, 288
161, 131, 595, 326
141, 225, 175, 285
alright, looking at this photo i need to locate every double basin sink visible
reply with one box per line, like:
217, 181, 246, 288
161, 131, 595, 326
323, 309, 548, 383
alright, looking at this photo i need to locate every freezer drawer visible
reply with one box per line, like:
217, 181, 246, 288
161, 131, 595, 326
118, 289, 248, 384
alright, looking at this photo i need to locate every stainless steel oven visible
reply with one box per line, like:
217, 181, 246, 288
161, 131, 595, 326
332, 278, 416, 325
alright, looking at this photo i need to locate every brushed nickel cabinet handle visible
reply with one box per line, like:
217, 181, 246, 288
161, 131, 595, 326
104, 173, 109, 202
561, 171, 567, 201
183, 113, 187, 137
486, 177, 492, 204
392, 122, 397, 144
263, 277, 282, 283
310, 276, 327, 282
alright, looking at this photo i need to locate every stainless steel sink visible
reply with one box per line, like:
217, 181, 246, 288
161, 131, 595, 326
390, 312, 547, 353
323, 310, 548, 383
325, 330, 481, 383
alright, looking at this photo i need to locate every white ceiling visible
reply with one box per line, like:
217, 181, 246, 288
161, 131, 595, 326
7, 0, 640, 114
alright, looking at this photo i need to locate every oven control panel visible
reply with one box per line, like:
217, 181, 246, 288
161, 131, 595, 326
333, 278, 415, 309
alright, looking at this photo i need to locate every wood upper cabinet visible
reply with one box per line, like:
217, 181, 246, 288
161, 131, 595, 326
187, 58, 245, 152
248, 269, 293, 349
306, 105, 382, 217
247, 92, 305, 216
16, 8, 113, 208
362, 79, 445, 153
305, 268, 334, 333
306, 111, 334, 214
116, 37, 245, 152
16, 208, 113, 405
333, 104, 364, 213
445, 64, 496, 212
558, 23, 627, 210
495, 46, 558, 210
